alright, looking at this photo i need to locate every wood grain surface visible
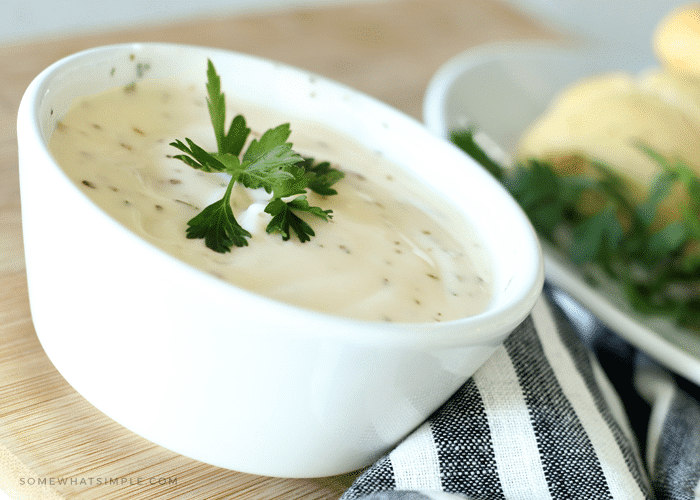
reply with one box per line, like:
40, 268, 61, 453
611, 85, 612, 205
0, 1, 556, 498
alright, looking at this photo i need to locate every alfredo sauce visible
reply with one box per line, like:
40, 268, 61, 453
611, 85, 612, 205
49, 80, 491, 322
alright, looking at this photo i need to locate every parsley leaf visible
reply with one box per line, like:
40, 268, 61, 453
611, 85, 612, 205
242, 123, 292, 162
185, 179, 251, 251
299, 157, 346, 195
450, 127, 505, 181
268, 164, 311, 198
205, 59, 226, 152
265, 196, 332, 242
237, 144, 302, 191
645, 221, 687, 260
569, 203, 625, 264
170, 138, 227, 172
222, 114, 250, 157
170, 59, 343, 253
450, 126, 700, 331
205, 60, 252, 155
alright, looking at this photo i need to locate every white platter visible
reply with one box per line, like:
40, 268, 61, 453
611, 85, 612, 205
423, 43, 700, 386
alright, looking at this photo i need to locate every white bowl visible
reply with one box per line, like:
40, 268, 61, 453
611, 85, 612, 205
17, 43, 543, 478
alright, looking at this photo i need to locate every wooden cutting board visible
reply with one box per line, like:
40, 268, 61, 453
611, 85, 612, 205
0, 1, 556, 498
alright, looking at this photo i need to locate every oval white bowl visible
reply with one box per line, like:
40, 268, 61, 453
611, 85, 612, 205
17, 43, 543, 478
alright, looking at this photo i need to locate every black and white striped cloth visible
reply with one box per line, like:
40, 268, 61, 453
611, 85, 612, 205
341, 285, 700, 500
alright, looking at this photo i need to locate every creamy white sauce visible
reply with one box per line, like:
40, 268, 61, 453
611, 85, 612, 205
49, 80, 491, 322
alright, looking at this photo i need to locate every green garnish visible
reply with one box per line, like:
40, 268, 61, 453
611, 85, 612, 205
450, 127, 700, 330
170, 60, 344, 253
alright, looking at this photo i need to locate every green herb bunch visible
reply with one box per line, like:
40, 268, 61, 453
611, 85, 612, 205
170, 60, 344, 253
451, 128, 700, 330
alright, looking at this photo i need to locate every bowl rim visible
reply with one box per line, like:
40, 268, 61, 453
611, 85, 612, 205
18, 42, 544, 347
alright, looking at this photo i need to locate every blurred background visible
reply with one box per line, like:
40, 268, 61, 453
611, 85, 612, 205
0, 0, 377, 44
0, 0, 692, 49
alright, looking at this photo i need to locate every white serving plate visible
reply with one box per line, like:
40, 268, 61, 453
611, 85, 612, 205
423, 43, 700, 386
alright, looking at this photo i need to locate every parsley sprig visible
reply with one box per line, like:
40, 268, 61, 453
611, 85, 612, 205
169, 60, 344, 253
451, 127, 700, 330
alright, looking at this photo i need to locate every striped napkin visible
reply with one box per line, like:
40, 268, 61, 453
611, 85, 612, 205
341, 285, 700, 500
